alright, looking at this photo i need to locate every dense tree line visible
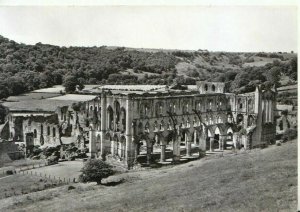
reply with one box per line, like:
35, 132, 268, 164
0, 36, 177, 97
0, 35, 297, 99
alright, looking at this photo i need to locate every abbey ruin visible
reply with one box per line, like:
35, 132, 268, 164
0, 81, 277, 168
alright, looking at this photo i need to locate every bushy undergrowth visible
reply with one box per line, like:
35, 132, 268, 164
79, 159, 115, 184
282, 128, 297, 142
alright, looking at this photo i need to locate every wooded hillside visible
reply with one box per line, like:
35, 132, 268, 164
0, 35, 297, 99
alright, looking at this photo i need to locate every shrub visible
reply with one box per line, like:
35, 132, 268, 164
199, 149, 206, 158
79, 159, 115, 185
47, 155, 59, 165
282, 128, 297, 141
6, 170, 14, 175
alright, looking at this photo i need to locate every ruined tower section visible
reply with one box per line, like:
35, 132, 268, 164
196, 81, 225, 94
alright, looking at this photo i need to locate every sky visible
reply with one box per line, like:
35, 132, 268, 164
0, 5, 297, 52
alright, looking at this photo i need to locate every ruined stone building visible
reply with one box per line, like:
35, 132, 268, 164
86, 82, 276, 167
1, 95, 98, 155
0, 82, 277, 168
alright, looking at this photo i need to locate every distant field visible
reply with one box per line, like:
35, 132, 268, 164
277, 84, 298, 93
0, 139, 296, 212
5, 92, 62, 102
32, 85, 65, 93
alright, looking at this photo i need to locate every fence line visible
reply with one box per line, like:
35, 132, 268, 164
1, 161, 78, 184
17, 169, 75, 184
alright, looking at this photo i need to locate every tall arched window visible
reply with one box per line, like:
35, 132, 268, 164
209, 116, 213, 125
197, 101, 201, 110
238, 98, 243, 109
47, 126, 50, 136
204, 84, 208, 91
182, 102, 189, 114
227, 113, 233, 123
53, 127, 56, 137
169, 103, 173, 113
156, 102, 163, 116
145, 105, 149, 116
33, 129, 37, 138
107, 106, 114, 130
154, 121, 158, 131
212, 84, 216, 91
248, 99, 253, 112
41, 125, 43, 135
144, 122, 150, 133
186, 119, 190, 128
217, 116, 222, 123
160, 121, 164, 131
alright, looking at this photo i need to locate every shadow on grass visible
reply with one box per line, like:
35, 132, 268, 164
101, 178, 125, 187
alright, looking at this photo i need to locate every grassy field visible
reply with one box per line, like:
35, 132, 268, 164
0, 139, 297, 212
0, 174, 64, 200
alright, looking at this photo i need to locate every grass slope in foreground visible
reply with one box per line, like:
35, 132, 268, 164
0, 139, 297, 212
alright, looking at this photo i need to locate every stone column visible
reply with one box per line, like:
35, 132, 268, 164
186, 135, 192, 157
219, 135, 226, 151
125, 98, 135, 168
209, 137, 214, 152
244, 136, 248, 150
100, 92, 107, 157
160, 144, 166, 162
146, 140, 152, 165
198, 136, 206, 151
233, 133, 238, 149
172, 135, 181, 162
89, 128, 96, 158
194, 131, 197, 145
111, 140, 115, 155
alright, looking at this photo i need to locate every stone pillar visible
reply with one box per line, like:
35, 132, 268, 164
233, 133, 238, 149
199, 136, 206, 151
100, 92, 107, 157
172, 135, 181, 162
186, 135, 192, 157
219, 135, 226, 151
244, 135, 248, 150
146, 141, 152, 165
111, 140, 115, 155
194, 131, 197, 145
125, 97, 135, 168
89, 128, 96, 158
209, 137, 214, 152
160, 144, 166, 162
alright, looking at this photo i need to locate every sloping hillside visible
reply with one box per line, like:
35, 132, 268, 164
0, 140, 296, 211
0, 35, 297, 100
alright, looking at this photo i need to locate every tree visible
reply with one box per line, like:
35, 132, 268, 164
264, 67, 281, 86
63, 75, 84, 93
79, 159, 115, 184
289, 57, 297, 80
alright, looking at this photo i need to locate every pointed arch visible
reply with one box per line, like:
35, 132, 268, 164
107, 105, 114, 130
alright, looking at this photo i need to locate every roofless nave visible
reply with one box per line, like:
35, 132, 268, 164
2, 81, 276, 168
